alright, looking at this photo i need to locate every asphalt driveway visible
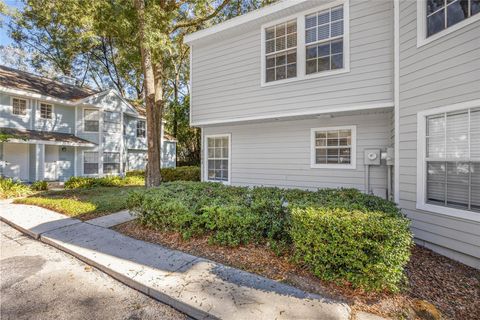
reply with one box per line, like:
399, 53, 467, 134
0, 221, 188, 320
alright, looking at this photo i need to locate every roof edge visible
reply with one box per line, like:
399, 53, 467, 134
184, 0, 309, 44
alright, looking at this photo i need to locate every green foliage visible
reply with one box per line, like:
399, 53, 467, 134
127, 182, 413, 292
0, 177, 32, 199
64, 175, 143, 189
30, 180, 48, 191
290, 207, 413, 292
125, 166, 201, 182
15, 186, 144, 218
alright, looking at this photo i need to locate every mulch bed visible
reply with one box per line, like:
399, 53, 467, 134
113, 221, 480, 320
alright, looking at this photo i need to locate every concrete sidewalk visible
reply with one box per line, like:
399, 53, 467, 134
0, 202, 351, 320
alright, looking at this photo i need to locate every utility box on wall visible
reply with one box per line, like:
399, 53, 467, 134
364, 149, 381, 166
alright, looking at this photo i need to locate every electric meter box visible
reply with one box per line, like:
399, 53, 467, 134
364, 149, 381, 165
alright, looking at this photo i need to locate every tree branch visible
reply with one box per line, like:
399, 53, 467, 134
171, 0, 231, 33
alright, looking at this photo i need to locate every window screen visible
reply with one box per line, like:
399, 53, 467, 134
103, 111, 121, 133
305, 5, 344, 74
84, 152, 99, 175
313, 128, 352, 165
40, 103, 53, 119
12, 98, 27, 116
84, 109, 99, 132
426, 0, 480, 37
206, 136, 229, 182
137, 120, 146, 138
265, 20, 297, 82
425, 107, 480, 212
103, 152, 120, 174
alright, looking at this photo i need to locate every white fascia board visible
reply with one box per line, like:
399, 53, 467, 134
6, 138, 96, 147
191, 102, 394, 127
184, 0, 310, 44
0, 86, 80, 106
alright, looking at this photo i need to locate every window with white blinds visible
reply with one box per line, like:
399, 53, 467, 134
84, 152, 99, 175
103, 111, 121, 133
425, 107, 480, 212
103, 152, 120, 174
84, 109, 99, 132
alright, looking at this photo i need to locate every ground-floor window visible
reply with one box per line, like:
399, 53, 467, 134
205, 134, 230, 183
103, 152, 120, 174
418, 104, 480, 215
84, 152, 99, 175
310, 125, 356, 169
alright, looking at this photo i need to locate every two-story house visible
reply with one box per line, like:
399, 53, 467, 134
0, 65, 176, 182
185, 0, 479, 268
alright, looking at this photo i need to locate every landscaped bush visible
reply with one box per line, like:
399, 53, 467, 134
290, 207, 412, 292
126, 166, 200, 182
64, 175, 143, 189
31, 180, 48, 191
127, 181, 413, 292
0, 177, 32, 199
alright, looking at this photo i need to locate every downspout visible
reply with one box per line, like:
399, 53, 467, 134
394, 0, 400, 203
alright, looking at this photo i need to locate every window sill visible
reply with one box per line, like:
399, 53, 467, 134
310, 163, 356, 170
416, 202, 480, 222
261, 67, 350, 87
417, 13, 480, 48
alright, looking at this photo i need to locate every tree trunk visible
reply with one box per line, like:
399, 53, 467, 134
135, 0, 162, 187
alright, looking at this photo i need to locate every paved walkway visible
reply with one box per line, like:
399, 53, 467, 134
86, 210, 135, 228
0, 202, 352, 320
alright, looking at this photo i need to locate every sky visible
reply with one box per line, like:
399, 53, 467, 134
1, 0, 24, 46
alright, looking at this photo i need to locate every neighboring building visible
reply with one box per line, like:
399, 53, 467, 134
0, 65, 176, 182
185, 0, 480, 268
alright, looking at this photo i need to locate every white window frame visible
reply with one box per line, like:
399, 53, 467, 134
261, 0, 350, 87
310, 125, 356, 169
416, 99, 480, 222
103, 110, 121, 133
136, 119, 146, 138
11, 97, 28, 117
417, 0, 480, 47
40, 102, 54, 120
82, 150, 99, 176
103, 152, 121, 175
204, 133, 232, 185
83, 108, 100, 133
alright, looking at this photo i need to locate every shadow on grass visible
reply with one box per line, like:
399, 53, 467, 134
13, 186, 145, 221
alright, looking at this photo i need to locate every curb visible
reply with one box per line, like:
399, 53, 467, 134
1, 217, 216, 320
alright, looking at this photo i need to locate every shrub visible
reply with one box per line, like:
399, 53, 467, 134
127, 182, 413, 291
65, 175, 143, 189
126, 166, 201, 182
290, 207, 412, 292
0, 177, 32, 199
31, 180, 48, 191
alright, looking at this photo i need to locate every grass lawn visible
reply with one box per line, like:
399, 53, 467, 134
14, 186, 144, 220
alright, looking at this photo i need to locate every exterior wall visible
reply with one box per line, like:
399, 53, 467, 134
28, 144, 36, 181
398, 0, 480, 268
34, 103, 75, 133
203, 110, 392, 192
127, 150, 147, 171
0, 93, 34, 129
162, 141, 177, 168
2, 142, 29, 181
190, 0, 394, 125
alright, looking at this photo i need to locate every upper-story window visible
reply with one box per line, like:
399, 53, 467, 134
103, 111, 121, 133
40, 103, 53, 119
261, 1, 349, 86
84, 109, 99, 132
264, 20, 297, 82
137, 120, 146, 138
426, 0, 480, 37
12, 98, 27, 116
305, 5, 344, 75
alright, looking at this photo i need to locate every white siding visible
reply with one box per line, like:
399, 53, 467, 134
203, 110, 392, 192
191, 0, 394, 125
398, 0, 480, 268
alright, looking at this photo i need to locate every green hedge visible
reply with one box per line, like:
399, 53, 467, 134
290, 207, 412, 292
126, 166, 200, 182
127, 182, 412, 291
64, 175, 144, 189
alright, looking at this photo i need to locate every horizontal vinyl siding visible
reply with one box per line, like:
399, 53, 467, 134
191, 0, 394, 124
398, 0, 480, 267
203, 111, 392, 193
